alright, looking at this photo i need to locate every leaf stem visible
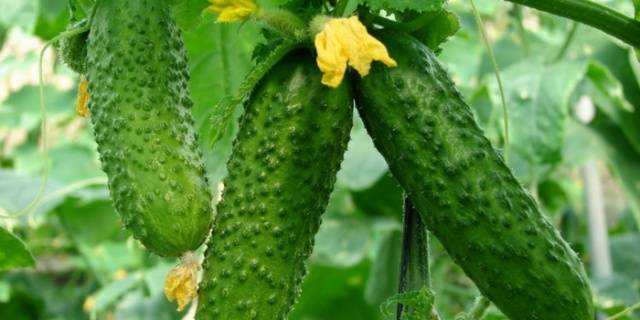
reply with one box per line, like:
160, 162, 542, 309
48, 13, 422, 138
504, 0, 640, 48
512, 5, 529, 55
553, 22, 579, 63
397, 197, 439, 319
468, 296, 491, 319
469, 0, 510, 161
608, 301, 640, 320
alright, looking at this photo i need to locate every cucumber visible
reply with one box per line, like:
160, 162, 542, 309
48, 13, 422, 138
58, 19, 89, 74
86, 0, 213, 257
196, 51, 353, 319
353, 31, 593, 320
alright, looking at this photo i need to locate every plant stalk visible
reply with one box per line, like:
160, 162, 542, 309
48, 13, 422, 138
397, 197, 437, 319
504, 0, 640, 48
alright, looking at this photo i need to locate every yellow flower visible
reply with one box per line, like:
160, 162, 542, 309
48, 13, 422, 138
83, 295, 95, 312
75, 77, 90, 117
164, 252, 200, 311
207, 0, 257, 23
314, 16, 397, 88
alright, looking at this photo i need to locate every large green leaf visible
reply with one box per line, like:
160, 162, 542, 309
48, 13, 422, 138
495, 59, 587, 166
0, 0, 39, 32
172, 0, 209, 31
0, 226, 35, 271
183, 19, 259, 184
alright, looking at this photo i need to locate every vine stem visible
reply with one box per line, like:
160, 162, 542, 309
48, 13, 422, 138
553, 22, 579, 63
504, 0, 640, 48
608, 301, 640, 320
469, 0, 510, 161
396, 197, 438, 319
467, 296, 491, 319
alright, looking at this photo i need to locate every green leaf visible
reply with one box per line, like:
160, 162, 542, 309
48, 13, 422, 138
337, 116, 388, 190
583, 62, 640, 153
312, 217, 370, 267
0, 226, 35, 271
33, 0, 68, 40
183, 20, 259, 183
0, 170, 60, 216
592, 273, 640, 314
411, 10, 460, 52
0, 0, 39, 32
490, 59, 587, 173
351, 172, 403, 218
290, 263, 381, 320
89, 273, 143, 314
206, 40, 299, 145
172, 0, 209, 31
57, 199, 119, 246
78, 241, 144, 284
114, 289, 182, 320
365, 229, 401, 305
610, 233, 640, 280
363, 0, 444, 13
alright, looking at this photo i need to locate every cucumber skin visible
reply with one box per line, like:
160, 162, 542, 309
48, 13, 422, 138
196, 51, 353, 320
354, 32, 593, 320
58, 20, 88, 74
86, 0, 213, 257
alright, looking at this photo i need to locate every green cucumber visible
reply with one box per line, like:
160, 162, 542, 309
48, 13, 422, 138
354, 31, 593, 320
57, 19, 89, 74
196, 51, 353, 319
86, 0, 212, 257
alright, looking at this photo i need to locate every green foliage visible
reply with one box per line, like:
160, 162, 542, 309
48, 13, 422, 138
0, 227, 34, 271
363, 0, 444, 14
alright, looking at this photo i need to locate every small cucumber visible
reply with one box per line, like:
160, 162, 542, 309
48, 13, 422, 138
196, 50, 353, 319
86, 0, 213, 257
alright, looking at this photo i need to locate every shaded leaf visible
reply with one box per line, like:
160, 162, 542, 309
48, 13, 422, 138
337, 116, 388, 190
365, 229, 401, 305
89, 273, 143, 314
312, 217, 370, 267
290, 262, 381, 320
0, 226, 35, 271
363, 0, 444, 14
0, 0, 39, 32
494, 59, 587, 166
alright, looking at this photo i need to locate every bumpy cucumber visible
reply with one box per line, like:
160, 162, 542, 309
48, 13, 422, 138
58, 19, 89, 74
197, 51, 353, 319
86, 0, 212, 257
354, 31, 593, 320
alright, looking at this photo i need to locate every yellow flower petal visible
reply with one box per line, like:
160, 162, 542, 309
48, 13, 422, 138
164, 252, 200, 311
314, 16, 396, 88
207, 0, 257, 23
83, 295, 95, 312
75, 77, 90, 117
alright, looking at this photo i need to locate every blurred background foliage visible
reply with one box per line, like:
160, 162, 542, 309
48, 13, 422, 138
0, 0, 639, 319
